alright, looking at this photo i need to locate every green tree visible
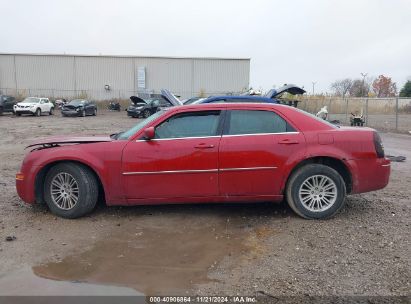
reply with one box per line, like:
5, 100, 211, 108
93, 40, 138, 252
399, 80, 411, 97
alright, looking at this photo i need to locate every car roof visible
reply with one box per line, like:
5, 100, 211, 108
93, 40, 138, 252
201, 95, 277, 103
177, 102, 288, 111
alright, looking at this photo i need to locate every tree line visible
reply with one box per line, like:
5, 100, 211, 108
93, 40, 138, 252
330, 75, 411, 98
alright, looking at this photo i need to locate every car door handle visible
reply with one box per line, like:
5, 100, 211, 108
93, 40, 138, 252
278, 139, 299, 145
194, 144, 215, 149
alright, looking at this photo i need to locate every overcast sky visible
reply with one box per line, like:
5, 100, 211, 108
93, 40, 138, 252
1, 0, 410, 93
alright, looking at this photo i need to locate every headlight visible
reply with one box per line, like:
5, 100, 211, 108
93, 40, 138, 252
136, 106, 144, 110
76, 108, 81, 112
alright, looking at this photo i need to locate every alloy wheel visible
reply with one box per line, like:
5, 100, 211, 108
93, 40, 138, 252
50, 172, 79, 210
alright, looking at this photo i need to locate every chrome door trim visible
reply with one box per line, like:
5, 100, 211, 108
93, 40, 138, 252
219, 166, 278, 172
122, 166, 278, 175
123, 169, 219, 175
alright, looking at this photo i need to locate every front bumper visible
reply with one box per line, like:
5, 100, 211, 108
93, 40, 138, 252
348, 157, 390, 194
62, 110, 81, 116
127, 109, 142, 117
16, 166, 39, 204
14, 108, 35, 114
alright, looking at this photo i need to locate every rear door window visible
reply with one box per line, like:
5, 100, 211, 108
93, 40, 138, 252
225, 110, 295, 135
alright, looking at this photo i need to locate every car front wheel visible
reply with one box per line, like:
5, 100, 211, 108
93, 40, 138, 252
35, 108, 41, 117
286, 164, 346, 219
44, 162, 99, 218
49, 107, 54, 115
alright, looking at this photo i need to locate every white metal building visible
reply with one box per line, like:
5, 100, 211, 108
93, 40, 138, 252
0, 53, 250, 100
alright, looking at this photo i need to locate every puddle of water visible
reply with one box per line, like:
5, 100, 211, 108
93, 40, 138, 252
0, 267, 140, 296
32, 216, 252, 295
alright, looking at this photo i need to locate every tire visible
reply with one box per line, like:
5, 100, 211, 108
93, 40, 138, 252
43, 162, 99, 219
0, 107, 3, 116
35, 108, 41, 117
16, 112, 21, 116
286, 164, 346, 219
81, 110, 86, 117
61, 112, 67, 117
143, 109, 151, 118
49, 107, 54, 115
93, 108, 97, 116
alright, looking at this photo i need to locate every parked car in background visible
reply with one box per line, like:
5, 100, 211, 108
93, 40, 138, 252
127, 89, 183, 118
14, 97, 54, 116
54, 99, 68, 109
0, 95, 16, 115
127, 96, 163, 118
16, 103, 390, 220
192, 84, 305, 107
61, 99, 97, 117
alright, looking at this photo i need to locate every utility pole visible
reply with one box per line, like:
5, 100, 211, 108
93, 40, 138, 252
312, 82, 316, 95
360, 72, 368, 97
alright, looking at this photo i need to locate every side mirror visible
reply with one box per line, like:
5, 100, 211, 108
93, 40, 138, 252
143, 127, 155, 140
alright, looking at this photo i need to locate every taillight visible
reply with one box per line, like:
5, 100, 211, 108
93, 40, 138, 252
373, 132, 385, 158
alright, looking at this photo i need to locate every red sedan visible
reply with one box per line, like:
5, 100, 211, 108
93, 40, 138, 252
16, 103, 390, 219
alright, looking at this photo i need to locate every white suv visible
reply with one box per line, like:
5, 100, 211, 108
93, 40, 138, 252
14, 97, 54, 116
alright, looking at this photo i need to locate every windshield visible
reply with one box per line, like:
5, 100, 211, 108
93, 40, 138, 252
22, 97, 40, 103
117, 110, 165, 140
69, 99, 85, 106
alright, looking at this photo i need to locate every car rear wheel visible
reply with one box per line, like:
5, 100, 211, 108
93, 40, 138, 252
35, 108, 41, 117
44, 162, 99, 219
49, 107, 54, 115
0, 107, 3, 116
286, 164, 346, 219
93, 108, 97, 116
143, 109, 151, 118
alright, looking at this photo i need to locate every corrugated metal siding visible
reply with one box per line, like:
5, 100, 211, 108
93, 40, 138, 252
15, 55, 75, 90
134, 57, 193, 97
0, 55, 16, 90
0, 54, 250, 99
193, 59, 250, 95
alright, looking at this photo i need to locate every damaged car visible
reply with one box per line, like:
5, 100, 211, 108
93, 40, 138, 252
16, 103, 390, 220
192, 84, 305, 107
61, 99, 97, 117
127, 89, 183, 118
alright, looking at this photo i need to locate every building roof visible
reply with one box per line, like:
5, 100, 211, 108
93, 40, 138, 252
0, 52, 250, 61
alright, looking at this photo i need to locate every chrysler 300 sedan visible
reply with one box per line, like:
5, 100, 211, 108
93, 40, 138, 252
16, 103, 390, 219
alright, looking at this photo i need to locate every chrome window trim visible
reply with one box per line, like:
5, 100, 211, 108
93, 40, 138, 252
123, 166, 278, 175
136, 135, 221, 142
381, 164, 391, 167
222, 132, 299, 137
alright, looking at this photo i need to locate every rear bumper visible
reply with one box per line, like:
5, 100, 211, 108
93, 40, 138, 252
348, 157, 390, 194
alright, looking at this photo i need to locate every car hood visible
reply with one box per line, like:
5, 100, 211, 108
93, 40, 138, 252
161, 89, 183, 106
265, 84, 306, 99
130, 96, 147, 105
26, 135, 113, 149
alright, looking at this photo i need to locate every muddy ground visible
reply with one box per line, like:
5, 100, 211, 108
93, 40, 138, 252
0, 111, 409, 299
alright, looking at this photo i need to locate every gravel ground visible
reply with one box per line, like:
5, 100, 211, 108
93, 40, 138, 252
0, 111, 409, 299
